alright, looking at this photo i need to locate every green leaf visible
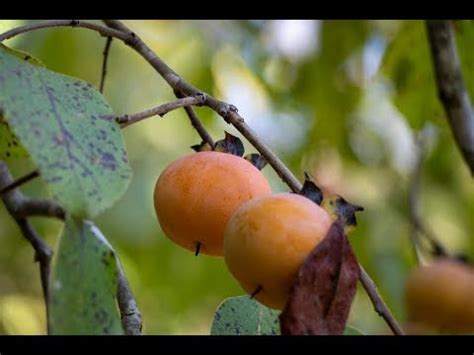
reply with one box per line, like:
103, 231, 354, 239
0, 45, 40, 160
49, 217, 123, 335
0, 115, 28, 159
0, 43, 45, 67
210, 296, 280, 335
0, 46, 132, 218
381, 20, 445, 129
344, 324, 365, 335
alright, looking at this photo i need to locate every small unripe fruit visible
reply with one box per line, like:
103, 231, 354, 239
404, 258, 474, 333
224, 193, 333, 310
154, 151, 272, 256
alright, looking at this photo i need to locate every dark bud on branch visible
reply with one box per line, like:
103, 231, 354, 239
191, 141, 213, 152
324, 195, 364, 231
244, 154, 267, 170
299, 172, 323, 205
214, 131, 245, 157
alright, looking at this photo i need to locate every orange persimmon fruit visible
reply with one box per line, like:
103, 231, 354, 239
404, 258, 474, 333
154, 151, 272, 256
223, 193, 333, 309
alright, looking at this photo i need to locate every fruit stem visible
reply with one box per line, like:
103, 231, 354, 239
195, 242, 201, 256
250, 285, 263, 299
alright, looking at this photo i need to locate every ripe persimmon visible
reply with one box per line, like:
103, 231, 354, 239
223, 193, 333, 310
404, 258, 474, 333
154, 151, 272, 256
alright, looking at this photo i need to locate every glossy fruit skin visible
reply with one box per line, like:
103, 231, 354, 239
154, 151, 272, 256
405, 258, 474, 333
224, 193, 333, 310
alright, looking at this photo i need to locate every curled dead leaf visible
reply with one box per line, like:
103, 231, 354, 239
280, 221, 360, 335
214, 131, 245, 157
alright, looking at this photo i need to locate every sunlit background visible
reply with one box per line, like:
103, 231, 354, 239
0, 20, 473, 335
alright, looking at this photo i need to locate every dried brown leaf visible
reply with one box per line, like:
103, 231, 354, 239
280, 221, 360, 335
299, 172, 323, 205
214, 131, 245, 157
244, 153, 267, 170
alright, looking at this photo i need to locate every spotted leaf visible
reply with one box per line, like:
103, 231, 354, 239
49, 217, 123, 335
211, 296, 280, 335
0, 115, 28, 159
0, 46, 132, 218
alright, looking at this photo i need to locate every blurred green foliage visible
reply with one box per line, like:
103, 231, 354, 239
382, 20, 445, 130
0, 20, 472, 335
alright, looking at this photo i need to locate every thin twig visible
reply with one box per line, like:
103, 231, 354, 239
0, 169, 39, 195
99, 36, 113, 93
15, 219, 52, 303
102, 20, 185, 90
0, 169, 65, 220
426, 20, 474, 176
408, 141, 423, 263
0, 161, 53, 331
0, 20, 130, 43
408, 133, 448, 259
15, 197, 66, 220
103, 20, 303, 191
102, 19, 405, 335
0, 162, 142, 335
359, 265, 405, 335
117, 95, 206, 128
116, 260, 142, 335
0, 18, 318, 191
225, 110, 303, 192
175, 90, 215, 147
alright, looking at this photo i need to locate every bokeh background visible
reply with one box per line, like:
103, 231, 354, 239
0, 20, 473, 335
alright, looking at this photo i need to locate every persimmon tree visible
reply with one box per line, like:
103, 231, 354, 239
0, 20, 472, 335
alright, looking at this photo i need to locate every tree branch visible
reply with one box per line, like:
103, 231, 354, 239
102, 20, 186, 91
117, 95, 206, 128
0, 19, 323, 190
0, 20, 130, 43
14, 197, 66, 220
99, 36, 113, 93
174, 90, 215, 147
359, 266, 405, 335
0, 162, 141, 335
0, 169, 65, 220
426, 20, 474, 176
0, 169, 39, 196
224, 109, 303, 192
408, 140, 423, 263
103, 20, 303, 191
103, 20, 405, 335
116, 260, 142, 335
408, 132, 448, 259
0, 161, 53, 331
